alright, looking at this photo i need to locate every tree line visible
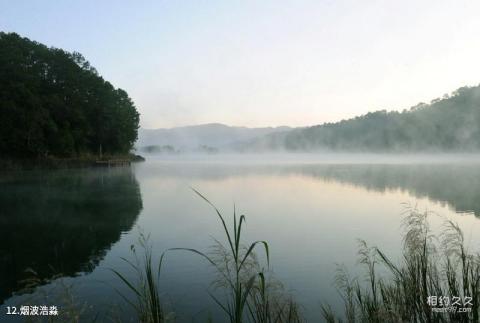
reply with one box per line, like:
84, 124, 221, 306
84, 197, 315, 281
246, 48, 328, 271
0, 32, 140, 158
253, 85, 480, 152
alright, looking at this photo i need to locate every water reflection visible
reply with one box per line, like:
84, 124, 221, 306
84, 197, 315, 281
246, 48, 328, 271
139, 161, 480, 216
291, 164, 480, 215
2, 160, 479, 322
131, 160, 480, 321
0, 167, 142, 303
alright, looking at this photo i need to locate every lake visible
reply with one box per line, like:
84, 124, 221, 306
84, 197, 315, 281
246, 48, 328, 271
2, 155, 480, 322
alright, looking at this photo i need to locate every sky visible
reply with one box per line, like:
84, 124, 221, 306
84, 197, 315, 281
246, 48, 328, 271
1, 0, 480, 129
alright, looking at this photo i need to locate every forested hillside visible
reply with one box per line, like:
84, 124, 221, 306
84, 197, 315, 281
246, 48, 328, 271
0, 32, 139, 158
251, 85, 480, 152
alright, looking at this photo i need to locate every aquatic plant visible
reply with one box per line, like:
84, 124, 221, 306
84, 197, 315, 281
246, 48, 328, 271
111, 231, 173, 323
170, 189, 302, 323
111, 190, 303, 323
322, 207, 480, 323
247, 271, 303, 323
207, 234, 303, 323
172, 188, 270, 323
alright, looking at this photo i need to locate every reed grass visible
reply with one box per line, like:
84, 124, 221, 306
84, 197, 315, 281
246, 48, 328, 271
111, 231, 173, 323
172, 188, 303, 323
322, 207, 480, 323
172, 188, 269, 323
23, 193, 480, 322
247, 271, 303, 323
111, 190, 302, 323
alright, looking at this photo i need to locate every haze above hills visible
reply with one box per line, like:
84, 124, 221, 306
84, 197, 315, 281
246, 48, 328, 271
138, 84, 480, 154
136, 124, 292, 153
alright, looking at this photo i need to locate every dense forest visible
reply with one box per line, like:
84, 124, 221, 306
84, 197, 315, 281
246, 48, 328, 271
250, 85, 480, 152
0, 32, 139, 158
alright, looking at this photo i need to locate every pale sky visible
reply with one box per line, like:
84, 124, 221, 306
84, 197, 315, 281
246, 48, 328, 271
1, 0, 480, 129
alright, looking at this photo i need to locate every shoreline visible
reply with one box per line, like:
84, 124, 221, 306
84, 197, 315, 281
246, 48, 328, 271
0, 154, 145, 171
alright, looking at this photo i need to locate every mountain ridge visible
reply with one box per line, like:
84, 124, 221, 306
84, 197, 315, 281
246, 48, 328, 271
136, 123, 291, 152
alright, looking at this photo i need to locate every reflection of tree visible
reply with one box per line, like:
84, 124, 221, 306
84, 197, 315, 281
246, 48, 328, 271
141, 162, 480, 217
0, 168, 142, 303
292, 164, 480, 216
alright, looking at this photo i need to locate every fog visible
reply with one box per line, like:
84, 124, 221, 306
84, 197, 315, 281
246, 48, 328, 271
136, 85, 480, 156
139, 151, 480, 165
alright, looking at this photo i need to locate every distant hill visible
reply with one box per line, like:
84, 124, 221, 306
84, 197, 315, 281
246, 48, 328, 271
247, 85, 480, 152
136, 123, 291, 153
138, 84, 480, 154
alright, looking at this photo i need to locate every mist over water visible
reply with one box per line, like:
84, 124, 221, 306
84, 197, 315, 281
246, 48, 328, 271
4, 2, 480, 321
2, 156, 480, 322
141, 151, 480, 165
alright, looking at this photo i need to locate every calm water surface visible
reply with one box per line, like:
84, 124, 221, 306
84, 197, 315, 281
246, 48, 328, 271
2, 156, 480, 322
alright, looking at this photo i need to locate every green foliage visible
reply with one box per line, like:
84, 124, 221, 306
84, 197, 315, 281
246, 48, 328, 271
265, 86, 480, 152
0, 32, 140, 158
